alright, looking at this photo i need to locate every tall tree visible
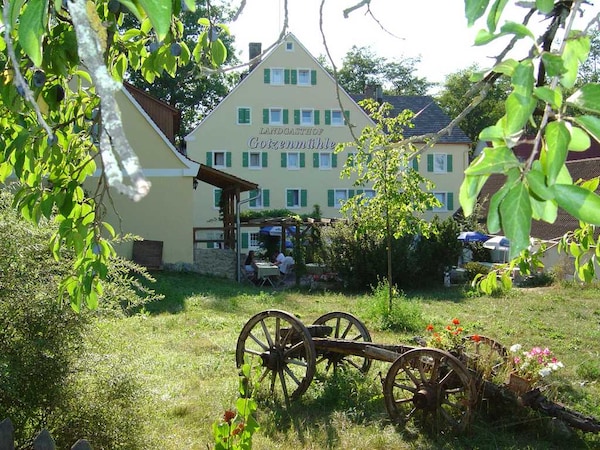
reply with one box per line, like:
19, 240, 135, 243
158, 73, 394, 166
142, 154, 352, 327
436, 65, 509, 146
323, 45, 432, 95
338, 99, 438, 308
123, 4, 240, 137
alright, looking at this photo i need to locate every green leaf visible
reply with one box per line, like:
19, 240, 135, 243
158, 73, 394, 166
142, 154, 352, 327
465, 146, 521, 175
530, 195, 558, 222
541, 52, 566, 78
492, 59, 518, 76
465, 0, 490, 26
487, 0, 508, 33
567, 125, 591, 151
504, 93, 536, 135
18, 0, 47, 67
459, 174, 489, 217
561, 35, 591, 89
138, 0, 172, 42
486, 168, 520, 233
474, 29, 496, 46
573, 115, 600, 143
499, 183, 532, 258
534, 86, 562, 109
544, 121, 569, 185
536, 0, 555, 14
567, 84, 600, 114
526, 168, 553, 200
182, 0, 196, 12
210, 40, 227, 66
500, 21, 535, 40
552, 184, 600, 225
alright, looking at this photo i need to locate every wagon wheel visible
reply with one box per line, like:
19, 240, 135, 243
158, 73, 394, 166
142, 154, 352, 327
236, 310, 316, 404
313, 311, 373, 374
461, 335, 508, 382
383, 348, 476, 434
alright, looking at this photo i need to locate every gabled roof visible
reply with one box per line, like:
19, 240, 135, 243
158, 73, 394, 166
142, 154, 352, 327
477, 157, 600, 241
351, 94, 471, 144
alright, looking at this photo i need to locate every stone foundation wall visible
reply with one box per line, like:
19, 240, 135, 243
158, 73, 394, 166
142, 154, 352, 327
194, 248, 237, 279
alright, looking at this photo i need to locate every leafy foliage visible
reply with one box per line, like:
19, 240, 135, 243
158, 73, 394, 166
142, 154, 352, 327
460, 0, 600, 287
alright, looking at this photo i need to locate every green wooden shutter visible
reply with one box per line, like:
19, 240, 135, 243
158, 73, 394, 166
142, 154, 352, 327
427, 154, 433, 172
206, 152, 212, 167
332, 153, 338, 168
348, 189, 355, 197
327, 189, 334, 207
283, 109, 289, 124
299, 153, 305, 168
301, 189, 307, 207
284, 69, 290, 84
356, 189, 364, 195
314, 110, 320, 125
281, 153, 287, 168
263, 108, 269, 124
344, 110, 350, 123
263, 68, 270, 84
286, 190, 294, 207
310, 70, 317, 85
238, 108, 244, 124
294, 109, 300, 125
263, 189, 270, 207
447, 154, 453, 172
262, 152, 268, 168
291, 69, 297, 85
447, 192, 454, 210
242, 233, 249, 249
412, 158, 419, 171
226, 152, 232, 167
313, 152, 319, 168
214, 189, 221, 208
242, 152, 248, 167
325, 110, 331, 125
249, 189, 257, 207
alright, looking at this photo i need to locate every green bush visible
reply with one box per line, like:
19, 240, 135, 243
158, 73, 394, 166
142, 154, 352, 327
464, 261, 491, 281
364, 280, 425, 332
0, 190, 156, 448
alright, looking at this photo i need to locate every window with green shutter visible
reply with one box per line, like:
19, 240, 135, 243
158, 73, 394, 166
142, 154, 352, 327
314, 110, 320, 125
311, 70, 317, 85
242, 152, 248, 167
313, 152, 319, 168
262, 189, 270, 207
263, 108, 269, 124
283, 109, 289, 124
301, 189, 307, 207
299, 153, 305, 168
263, 68, 270, 84
226, 152, 232, 167
332, 153, 338, 168
206, 152, 212, 167
281, 153, 287, 168
261, 152, 268, 168
325, 110, 331, 125
291, 69, 297, 85
294, 109, 300, 125
284, 69, 290, 84
213, 189, 222, 208
242, 233, 249, 249
447, 192, 454, 210
237, 107, 250, 124
327, 189, 334, 207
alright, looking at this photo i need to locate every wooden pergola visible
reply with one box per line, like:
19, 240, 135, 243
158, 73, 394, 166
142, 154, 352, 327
194, 164, 258, 249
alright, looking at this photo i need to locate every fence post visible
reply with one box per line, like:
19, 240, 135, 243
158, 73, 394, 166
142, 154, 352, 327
33, 429, 55, 450
0, 418, 15, 450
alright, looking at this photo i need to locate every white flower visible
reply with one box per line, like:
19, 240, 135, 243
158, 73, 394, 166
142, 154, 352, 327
510, 344, 522, 353
539, 367, 552, 377
548, 361, 564, 371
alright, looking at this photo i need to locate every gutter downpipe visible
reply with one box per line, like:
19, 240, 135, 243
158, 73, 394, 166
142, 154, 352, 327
236, 190, 262, 282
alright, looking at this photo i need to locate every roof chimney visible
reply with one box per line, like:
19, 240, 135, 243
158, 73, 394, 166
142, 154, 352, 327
365, 84, 383, 103
249, 42, 262, 72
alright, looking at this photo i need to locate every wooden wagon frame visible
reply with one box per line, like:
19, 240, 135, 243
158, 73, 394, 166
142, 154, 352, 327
236, 309, 600, 434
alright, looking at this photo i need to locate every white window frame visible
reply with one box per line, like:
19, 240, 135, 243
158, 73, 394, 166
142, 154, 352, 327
298, 69, 311, 86
301, 109, 313, 126
269, 108, 283, 125
433, 154, 448, 173
331, 110, 344, 126
287, 188, 301, 208
248, 151, 261, 169
249, 189, 263, 209
287, 152, 300, 170
319, 152, 332, 170
249, 232, 260, 248
433, 192, 448, 211
334, 189, 348, 206
237, 107, 251, 125
270, 68, 284, 85
212, 151, 226, 168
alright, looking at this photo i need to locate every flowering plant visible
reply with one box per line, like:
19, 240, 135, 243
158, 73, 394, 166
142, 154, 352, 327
509, 344, 564, 384
425, 318, 466, 352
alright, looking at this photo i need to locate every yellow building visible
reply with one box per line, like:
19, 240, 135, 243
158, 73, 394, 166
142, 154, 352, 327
185, 34, 471, 253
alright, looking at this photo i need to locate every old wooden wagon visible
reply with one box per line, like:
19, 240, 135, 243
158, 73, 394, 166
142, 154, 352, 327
236, 309, 600, 434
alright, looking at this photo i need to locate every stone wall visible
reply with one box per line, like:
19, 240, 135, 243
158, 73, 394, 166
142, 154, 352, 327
194, 248, 237, 279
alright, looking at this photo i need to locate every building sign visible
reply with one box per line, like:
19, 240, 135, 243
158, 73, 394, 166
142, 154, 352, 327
249, 127, 338, 150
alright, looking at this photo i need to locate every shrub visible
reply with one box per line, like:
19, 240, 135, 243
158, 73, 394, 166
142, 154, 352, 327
364, 280, 425, 332
464, 261, 491, 281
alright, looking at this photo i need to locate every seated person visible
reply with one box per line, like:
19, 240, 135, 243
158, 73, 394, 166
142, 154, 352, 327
244, 250, 258, 279
280, 255, 295, 276
272, 251, 285, 273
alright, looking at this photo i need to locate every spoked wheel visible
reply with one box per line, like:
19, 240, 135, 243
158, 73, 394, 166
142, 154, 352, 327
461, 335, 508, 381
383, 348, 476, 434
313, 311, 372, 373
236, 310, 316, 404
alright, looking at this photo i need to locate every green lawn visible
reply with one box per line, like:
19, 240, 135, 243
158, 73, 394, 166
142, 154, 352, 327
89, 272, 600, 449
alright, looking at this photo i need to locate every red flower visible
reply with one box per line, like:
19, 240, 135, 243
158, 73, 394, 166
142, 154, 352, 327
471, 334, 481, 342
223, 409, 236, 424
232, 422, 245, 436
426, 324, 434, 331
452, 318, 460, 325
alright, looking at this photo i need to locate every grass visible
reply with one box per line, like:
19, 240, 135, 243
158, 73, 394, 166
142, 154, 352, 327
87, 272, 600, 449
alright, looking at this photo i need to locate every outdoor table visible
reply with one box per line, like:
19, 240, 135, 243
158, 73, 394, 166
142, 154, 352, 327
255, 262, 280, 287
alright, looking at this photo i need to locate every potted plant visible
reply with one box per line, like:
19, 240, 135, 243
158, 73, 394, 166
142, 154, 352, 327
507, 344, 564, 395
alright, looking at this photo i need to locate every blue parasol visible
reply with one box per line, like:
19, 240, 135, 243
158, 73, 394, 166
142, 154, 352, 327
457, 231, 490, 243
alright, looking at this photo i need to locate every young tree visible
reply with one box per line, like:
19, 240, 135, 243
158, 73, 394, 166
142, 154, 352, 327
338, 99, 439, 309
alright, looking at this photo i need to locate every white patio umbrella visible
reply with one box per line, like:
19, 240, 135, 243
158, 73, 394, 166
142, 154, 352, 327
483, 236, 510, 262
